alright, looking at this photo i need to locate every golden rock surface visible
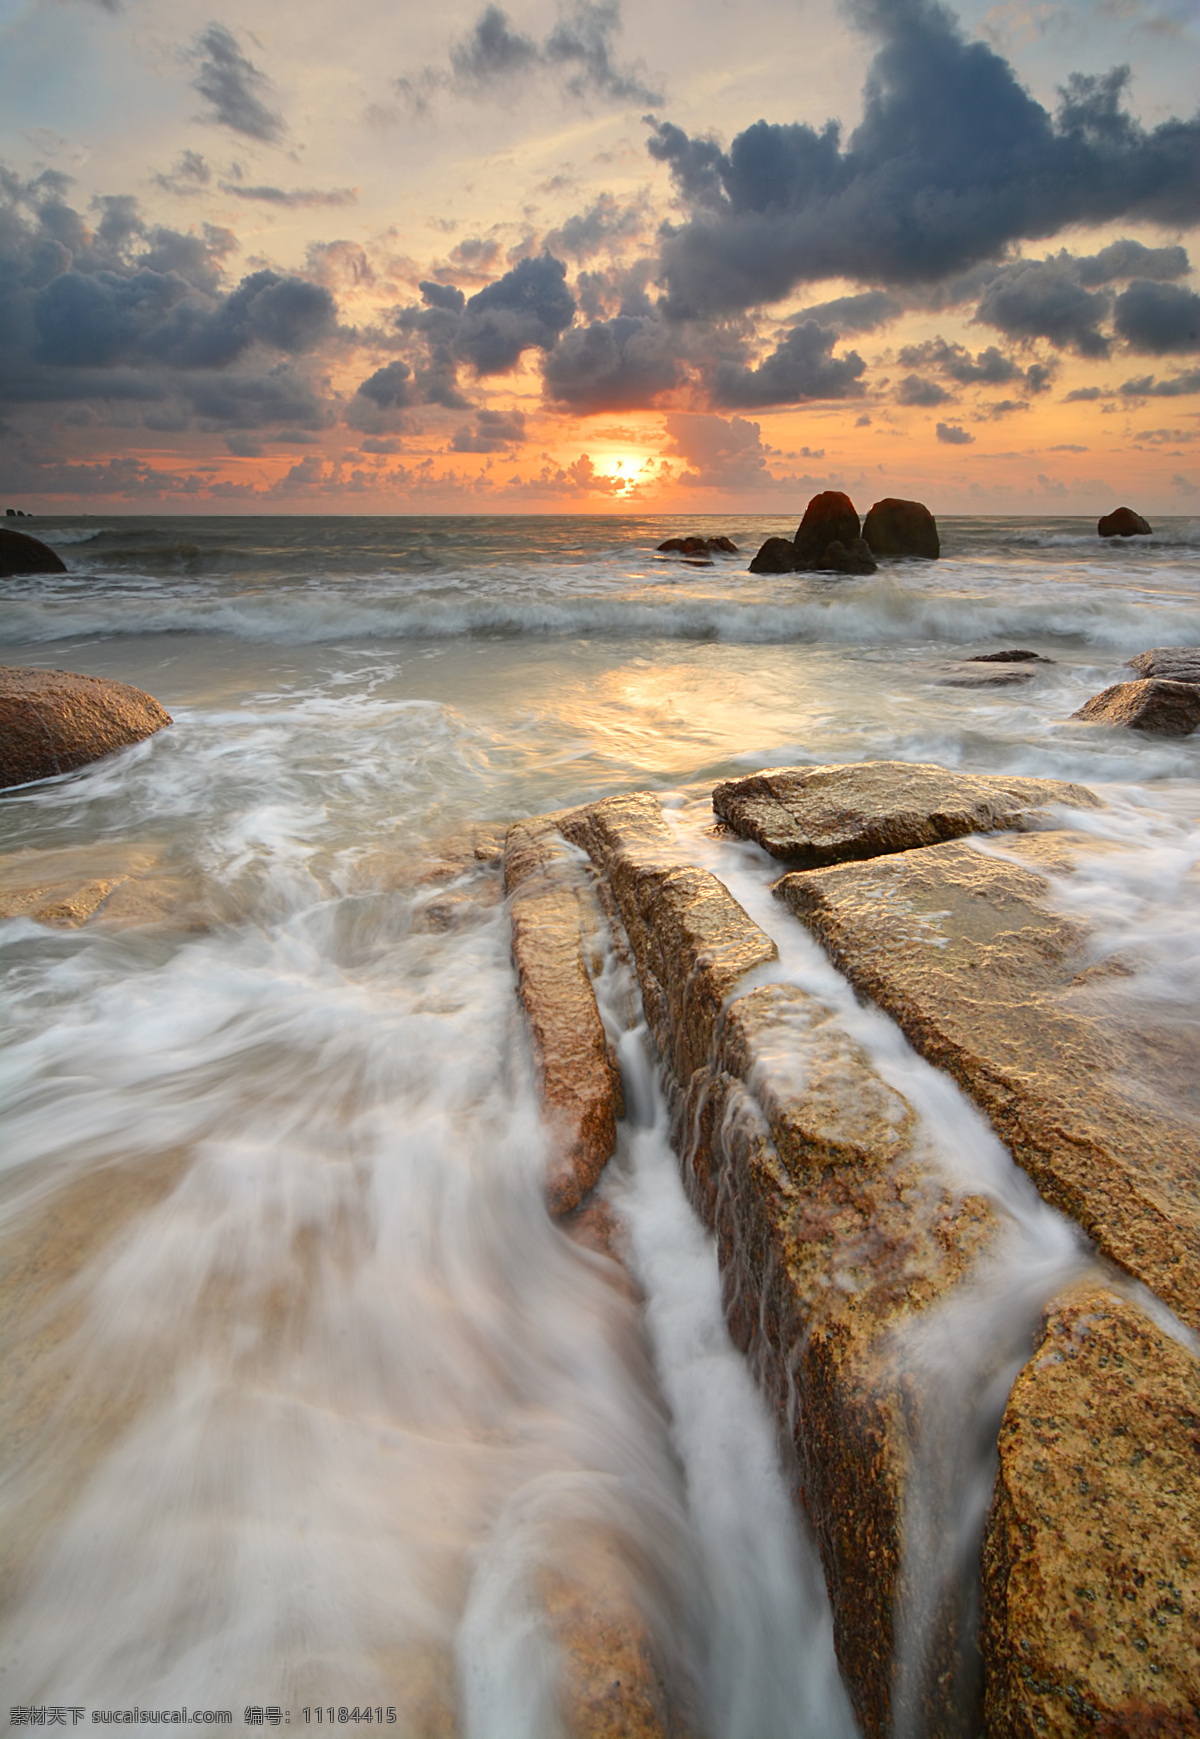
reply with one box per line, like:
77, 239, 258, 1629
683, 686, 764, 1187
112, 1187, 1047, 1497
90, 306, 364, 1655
983, 1285, 1200, 1737
713, 760, 1101, 868
504, 815, 622, 1216
0, 665, 171, 788
776, 836, 1200, 1332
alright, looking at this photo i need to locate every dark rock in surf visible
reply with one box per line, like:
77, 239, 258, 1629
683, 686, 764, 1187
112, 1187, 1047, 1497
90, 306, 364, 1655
1072, 678, 1200, 736
0, 666, 172, 789
1098, 507, 1152, 538
657, 534, 738, 555
794, 491, 877, 573
967, 649, 1052, 663
862, 498, 940, 560
748, 536, 799, 575
1127, 646, 1200, 684
821, 536, 877, 576
0, 526, 66, 576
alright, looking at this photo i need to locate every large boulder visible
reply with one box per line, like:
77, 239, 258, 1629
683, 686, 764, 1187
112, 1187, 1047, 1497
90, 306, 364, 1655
774, 832, 1200, 1333
1127, 646, 1200, 684
1072, 678, 1200, 737
712, 761, 1101, 868
983, 1284, 1200, 1737
0, 666, 172, 789
748, 535, 799, 574
1098, 507, 1152, 538
0, 526, 67, 577
794, 491, 876, 572
862, 498, 940, 559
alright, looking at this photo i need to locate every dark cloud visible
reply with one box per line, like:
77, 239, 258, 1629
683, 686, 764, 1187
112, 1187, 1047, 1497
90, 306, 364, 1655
1076, 238, 1190, 285
936, 421, 974, 443
544, 192, 647, 260
973, 257, 1111, 355
646, 0, 1200, 317
1119, 368, 1200, 396
1113, 279, 1200, 354
185, 365, 329, 430
788, 289, 902, 333
217, 183, 358, 208
155, 151, 213, 197
401, 0, 660, 112
542, 311, 680, 411
711, 320, 866, 407
450, 407, 527, 451
896, 374, 952, 406
189, 23, 285, 144
347, 360, 414, 432
456, 253, 575, 374
1064, 385, 1104, 401
419, 281, 466, 313
898, 336, 1021, 384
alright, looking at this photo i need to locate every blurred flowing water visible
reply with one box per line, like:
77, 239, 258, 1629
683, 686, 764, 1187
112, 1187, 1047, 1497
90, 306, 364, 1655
2, 513, 1198, 1733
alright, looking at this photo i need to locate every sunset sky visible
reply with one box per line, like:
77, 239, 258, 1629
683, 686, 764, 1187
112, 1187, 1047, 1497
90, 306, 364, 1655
1, 0, 1198, 513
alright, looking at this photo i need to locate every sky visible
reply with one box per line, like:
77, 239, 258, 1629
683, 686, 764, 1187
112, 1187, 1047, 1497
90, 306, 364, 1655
0, 0, 1198, 514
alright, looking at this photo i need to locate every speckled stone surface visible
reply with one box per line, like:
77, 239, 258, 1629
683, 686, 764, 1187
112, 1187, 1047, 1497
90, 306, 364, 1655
0, 665, 171, 788
1073, 677, 1200, 736
983, 1284, 1200, 1737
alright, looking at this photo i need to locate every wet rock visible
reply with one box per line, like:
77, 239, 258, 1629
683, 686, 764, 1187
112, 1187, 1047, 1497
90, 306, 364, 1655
505, 816, 622, 1216
656, 534, 737, 555
559, 792, 778, 1088
983, 1284, 1200, 1737
967, 650, 1052, 664
1098, 507, 1152, 538
1072, 678, 1200, 737
1127, 646, 1200, 684
748, 535, 798, 574
0, 526, 66, 576
862, 498, 940, 559
0, 666, 172, 789
821, 535, 878, 575
689, 982, 995, 1739
774, 834, 1200, 1332
794, 491, 862, 567
938, 665, 1037, 688
712, 760, 1101, 868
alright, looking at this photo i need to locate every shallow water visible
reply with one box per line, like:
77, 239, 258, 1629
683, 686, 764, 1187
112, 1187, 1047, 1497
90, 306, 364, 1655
2, 513, 1198, 1732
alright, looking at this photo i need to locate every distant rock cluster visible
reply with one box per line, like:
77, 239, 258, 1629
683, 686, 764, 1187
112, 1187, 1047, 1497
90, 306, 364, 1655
749, 492, 940, 575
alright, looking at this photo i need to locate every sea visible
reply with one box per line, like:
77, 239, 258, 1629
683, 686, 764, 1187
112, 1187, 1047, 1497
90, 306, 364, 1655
2, 512, 1199, 1735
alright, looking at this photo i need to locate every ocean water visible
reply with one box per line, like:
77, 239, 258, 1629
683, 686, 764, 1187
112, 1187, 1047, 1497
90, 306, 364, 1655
2, 512, 1198, 1734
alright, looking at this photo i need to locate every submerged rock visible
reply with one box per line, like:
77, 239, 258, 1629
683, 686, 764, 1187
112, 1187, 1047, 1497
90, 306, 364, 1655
0, 526, 67, 576
983, 1284, 1200, 1737
774, 834, 1200, 1332
712, 760, 1100, 868
504, 816, 622, 1216
1073, 677, 1200, 737
862, 498, 940, 559
1098, 506, 1152, 537
1127, 646, 1200, 684
966, 649, 1052, 664
0, 666, 172, 789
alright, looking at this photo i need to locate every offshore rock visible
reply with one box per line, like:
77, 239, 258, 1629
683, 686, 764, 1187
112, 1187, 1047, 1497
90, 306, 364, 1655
712, 760, 1101, 868
775, 835, 1200, 1331
967, 650, 1052, 664
504, 816, 621, 1216
0, 526, 66, 576
1127, 646, 1200, 684
656, 534, 737, 555
748, 535, 798, 574
794, 491, 861, 567
821, 536, 878, 575
1098, 507, 1152, 537
1073, 677, 1200, 737
0, 666, 171, 789
690, 982, 995, 1739
862, 498, 940, 559
983, 1284, 1200, 1737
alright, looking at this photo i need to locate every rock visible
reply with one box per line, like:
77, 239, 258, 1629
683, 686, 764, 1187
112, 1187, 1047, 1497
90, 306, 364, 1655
748, 535, 798, 574
1098, 507, 1152, 538
982, 1284, 1200, 1737
1072, 678, 1200, 737
938, 665, 1037, 688
774, 834, 1200, 1332
711, 761, 1101, 868
794, 491, 861, 566
862, 498, 940, 559
0, 666, 172, 789
504, 816, 622, 1216
0, 527, 66, 577
656, 534, 737, 555
967, 650, 1052, 664
1127, 646, 1200, 685
821, 536, 878, 575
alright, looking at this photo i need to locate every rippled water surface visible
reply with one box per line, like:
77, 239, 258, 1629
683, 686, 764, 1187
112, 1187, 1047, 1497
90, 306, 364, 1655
2, 513, 1198, 1733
